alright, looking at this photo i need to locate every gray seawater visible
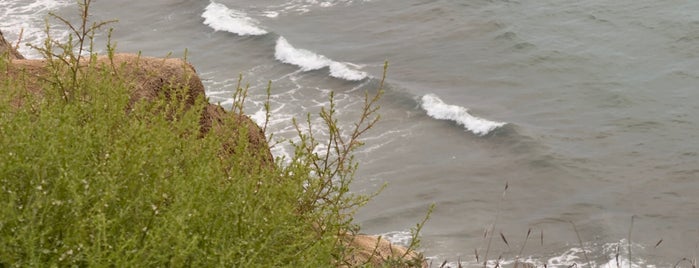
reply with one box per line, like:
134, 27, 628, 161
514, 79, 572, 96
5, 0, 699, 266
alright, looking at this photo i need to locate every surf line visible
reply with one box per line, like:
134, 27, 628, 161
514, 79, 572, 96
202, 1, 368, 82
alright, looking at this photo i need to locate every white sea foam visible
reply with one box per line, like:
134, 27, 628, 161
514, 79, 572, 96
263, 0, 373, 16
274, 36, 367, 81
262, 11, 279, 18
420, 94, 506, 136
378, 230, 413, 247
202, 1, 268, 36
543, 241, 658, 268
435, 240, 658, 268
0, 0, 72, 59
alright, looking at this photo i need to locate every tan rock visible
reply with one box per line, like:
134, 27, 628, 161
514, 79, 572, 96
341, 234, 427, 268
0, 51, 272, 165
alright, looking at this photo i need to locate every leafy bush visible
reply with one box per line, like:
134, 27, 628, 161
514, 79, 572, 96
1, 52, 328, 267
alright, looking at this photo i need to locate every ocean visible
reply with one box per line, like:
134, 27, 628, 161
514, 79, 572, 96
3, 0, 699, 266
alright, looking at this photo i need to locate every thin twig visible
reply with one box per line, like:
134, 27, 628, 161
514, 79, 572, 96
569, 221, 592, 268
483, 182, 508, 267
628, 215, 635, 268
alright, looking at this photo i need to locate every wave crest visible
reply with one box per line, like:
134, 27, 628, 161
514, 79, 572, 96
274, 36, 368, 81
202, 1, 268, 36
420, 94, 506, 136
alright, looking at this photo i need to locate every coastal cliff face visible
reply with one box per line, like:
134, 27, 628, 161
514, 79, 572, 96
0, 31, 423, 267
1, 48, 272, 166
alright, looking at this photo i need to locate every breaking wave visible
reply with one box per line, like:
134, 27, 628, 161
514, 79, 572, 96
420, 93, 506, 136
274, 36, 368, 81
200, 2, 367, 81
202, 1, 268, 36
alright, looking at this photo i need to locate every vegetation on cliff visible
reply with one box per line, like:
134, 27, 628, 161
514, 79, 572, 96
0, 1, 426, 267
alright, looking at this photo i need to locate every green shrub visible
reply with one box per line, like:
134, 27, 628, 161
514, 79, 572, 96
1, 52, 339, 266
0, 1, 428, 267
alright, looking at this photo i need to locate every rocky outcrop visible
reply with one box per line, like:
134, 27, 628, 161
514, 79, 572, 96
342, 234, 427, 268
1, 31, 270, 165
1, 51, 273, 165
0, 30, 24, 60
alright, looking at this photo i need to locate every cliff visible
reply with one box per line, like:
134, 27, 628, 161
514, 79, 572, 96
0, 30, 424, 267
1, 52, 272, 166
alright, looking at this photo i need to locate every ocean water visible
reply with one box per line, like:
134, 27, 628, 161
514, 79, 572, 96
4, 0, 699, 266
